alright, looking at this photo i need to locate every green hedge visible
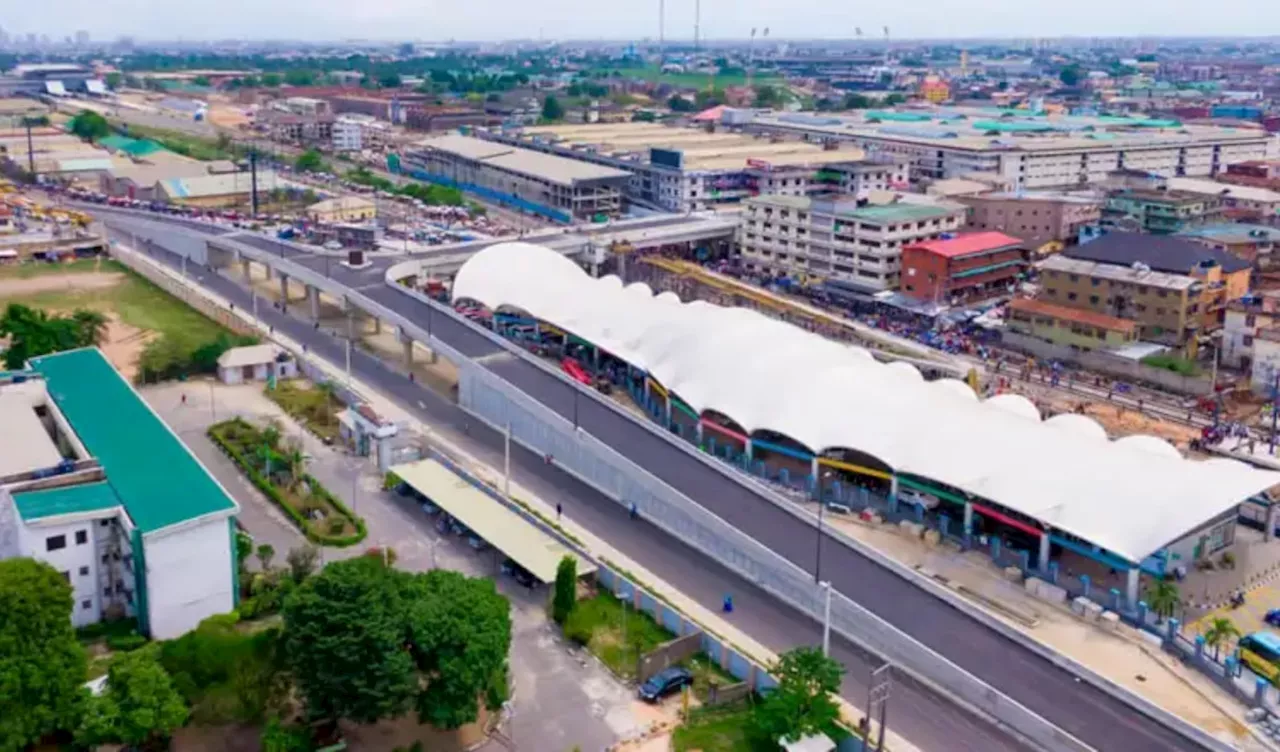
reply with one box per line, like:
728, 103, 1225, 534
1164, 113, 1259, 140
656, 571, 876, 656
208, 418, 367, 547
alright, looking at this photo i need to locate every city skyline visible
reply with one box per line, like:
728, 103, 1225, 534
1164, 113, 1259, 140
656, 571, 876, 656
4, 0, 1280, 45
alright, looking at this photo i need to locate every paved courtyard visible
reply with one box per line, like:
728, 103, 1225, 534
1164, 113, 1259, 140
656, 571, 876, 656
141, 379, 668, 752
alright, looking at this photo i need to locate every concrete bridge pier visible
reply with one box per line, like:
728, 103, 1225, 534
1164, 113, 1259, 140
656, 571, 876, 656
241, 257, 252, 281
307, 285, 320, 321
399, 329, 414, 370
279, 273, 290, 313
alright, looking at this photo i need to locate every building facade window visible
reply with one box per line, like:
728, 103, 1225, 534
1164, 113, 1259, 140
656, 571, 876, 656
75, 530, 88, 545
46, 535, 66, 552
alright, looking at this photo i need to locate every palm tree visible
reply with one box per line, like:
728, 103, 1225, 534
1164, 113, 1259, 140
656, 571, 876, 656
71, 309, 108, 346
315, 381, 339, 429
1203, 617, 1241, 661
281, 441, 308, 494
261, 420, 283, 450
1146, 578, 1181, 621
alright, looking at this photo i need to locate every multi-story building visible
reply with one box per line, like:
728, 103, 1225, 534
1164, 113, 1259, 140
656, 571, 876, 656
1222, 291, 1280, 370
403, 106, 496, 132
736, 194, 966, 291
0, 349, 239, 638
261, 110, 334, 146
1040, 233, 1253, 351
1104, 188, 1222, 234
899, 231, 1029, 305
1166, 177, 1280, 219
742, 108, 1271, 189
332, 114, 391, 153
1006, 297, 1139, 351
1180, 224, 1280, 271
403, 134, 630, 222
956, 192, 1103, 253
473, 121, 873, 212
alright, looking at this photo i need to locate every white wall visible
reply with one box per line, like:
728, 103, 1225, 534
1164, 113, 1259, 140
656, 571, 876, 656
20, 517, 104, 627
143, 516, 234, 639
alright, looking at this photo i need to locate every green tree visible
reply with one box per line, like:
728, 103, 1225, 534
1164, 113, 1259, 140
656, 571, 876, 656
751, 647, 844, 745
105, 71, 123, 89
1203, 617, 1241, 661
1145, 578, 1181, 620
552, 555, 577, 625
256, 543, 277, 571
541, 94, 565, 122
379, 73, 403, 88
1059, 64, 1084, 87
285, 544, 320, 583
261, 72, 283, 87
294, 148, 327, 173
405, 570, 512, 729
77, 649, 189, 750
0, 559, 88, 751
0, 304, 106, 369
68, 109, 111, 141
284, 69, 317, 87
754, 84, 783, 108
282, 557, 418, 729
883, 93, 907, 105
282, 559, 511, 731
667, 95, 694, 112
192, 75, 212, 87
842, 93, 873, 109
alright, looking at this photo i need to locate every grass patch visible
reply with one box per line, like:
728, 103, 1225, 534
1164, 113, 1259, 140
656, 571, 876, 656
264, 381, 342, 443
0, 257, 111, 279
76, 616, 140, 645
114, 123, 240, 161
1141, 353, 1201, 377
672, 700, 756, 752
563, 590, 674, 680
209, 417, 366, 547
686, 652, 739, 701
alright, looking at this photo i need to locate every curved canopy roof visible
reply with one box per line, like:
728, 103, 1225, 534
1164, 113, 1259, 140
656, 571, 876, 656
453, 242, 1280, 563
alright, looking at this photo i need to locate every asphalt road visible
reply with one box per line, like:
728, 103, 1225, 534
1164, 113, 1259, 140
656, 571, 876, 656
104, 218, 1026, 752
104, 215, 1212, 752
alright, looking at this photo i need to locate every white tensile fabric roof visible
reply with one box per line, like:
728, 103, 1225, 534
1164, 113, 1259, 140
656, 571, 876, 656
452, 242, 1280, 563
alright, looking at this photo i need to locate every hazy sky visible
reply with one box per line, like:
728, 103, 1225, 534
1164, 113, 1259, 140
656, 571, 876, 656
6, 0, 1280, 43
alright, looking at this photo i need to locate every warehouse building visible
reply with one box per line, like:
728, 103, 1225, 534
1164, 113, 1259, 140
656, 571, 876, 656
154, 170, 287, 208
737, 194, 966, 292
741, 108, 1271, 189
474, 122, 876, 213
0, 349, 239, 638
402, 134, 630, 222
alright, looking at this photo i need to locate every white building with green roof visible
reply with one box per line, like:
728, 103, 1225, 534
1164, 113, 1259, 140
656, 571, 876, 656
0, 348, 240, 638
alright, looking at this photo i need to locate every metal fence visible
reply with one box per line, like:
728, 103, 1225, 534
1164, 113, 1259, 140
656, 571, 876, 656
457, 359, 1092, 752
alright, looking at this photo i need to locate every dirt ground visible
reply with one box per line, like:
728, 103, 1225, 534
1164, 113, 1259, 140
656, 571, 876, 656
0, 271, 125, 297
97, 314, 155, 381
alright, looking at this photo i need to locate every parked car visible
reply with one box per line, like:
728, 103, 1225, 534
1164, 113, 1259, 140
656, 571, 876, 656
501, 559, 537, 588
420, 500, 439, 515
638, 666, 694, 702
466, 534, 488, 551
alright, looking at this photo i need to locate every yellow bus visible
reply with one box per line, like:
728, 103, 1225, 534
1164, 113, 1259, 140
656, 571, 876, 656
1238, 631, 1280, 682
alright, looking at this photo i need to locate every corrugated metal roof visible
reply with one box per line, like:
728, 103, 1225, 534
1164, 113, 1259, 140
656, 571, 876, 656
392, 458, 593, 583
13, 482, 123, 522
909, 231, 1024, 258
30, 349, 236, 533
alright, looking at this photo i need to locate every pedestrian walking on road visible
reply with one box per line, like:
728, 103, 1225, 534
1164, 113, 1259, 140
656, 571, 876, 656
180, 393, 187, 406
629, 502, 638, 520
556, 502, 562, 520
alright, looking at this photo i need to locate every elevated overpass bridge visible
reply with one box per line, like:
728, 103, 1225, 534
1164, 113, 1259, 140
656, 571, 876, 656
94, 207, 1229, 752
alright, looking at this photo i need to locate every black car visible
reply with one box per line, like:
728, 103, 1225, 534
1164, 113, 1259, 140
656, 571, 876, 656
501, 559, 537, 588
638, 666, 693, 702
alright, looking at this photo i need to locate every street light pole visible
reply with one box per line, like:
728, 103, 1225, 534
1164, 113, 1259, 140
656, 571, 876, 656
815, 496, 826, 583
503, 422, 512, 498
821, 580, 832, 656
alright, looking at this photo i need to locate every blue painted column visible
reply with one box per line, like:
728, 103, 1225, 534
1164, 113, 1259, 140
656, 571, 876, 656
1038, 532, 1052, 574
744, 439, 754, 462
1080, 574, 1091, 599
1257, 677, 1270, 704
810, 458, 821, 500
1126, 567, 1141, 610
963, 501, 974, 543
889, 475, 900, 503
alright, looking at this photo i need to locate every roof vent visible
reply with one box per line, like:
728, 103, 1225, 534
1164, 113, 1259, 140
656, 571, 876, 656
1132, 261, 1151, 273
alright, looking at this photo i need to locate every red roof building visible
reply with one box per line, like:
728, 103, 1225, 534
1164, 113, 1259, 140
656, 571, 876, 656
900, 231, 1028, 305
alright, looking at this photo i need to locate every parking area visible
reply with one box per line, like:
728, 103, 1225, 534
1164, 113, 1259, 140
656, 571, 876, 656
140, 379, 675, 751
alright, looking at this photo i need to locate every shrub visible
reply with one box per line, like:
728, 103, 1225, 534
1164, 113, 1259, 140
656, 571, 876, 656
105, 633, 148, 652
562, 612, 593, 647
552, 555, 577, 625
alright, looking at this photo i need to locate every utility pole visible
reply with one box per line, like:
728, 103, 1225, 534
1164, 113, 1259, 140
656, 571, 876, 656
821, 580, 832, 656
694, 0, 700, 52
503, 422, 512, 498
658, 0, 665, 63
249, 149, 260, 218
24, 118, 36, 180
